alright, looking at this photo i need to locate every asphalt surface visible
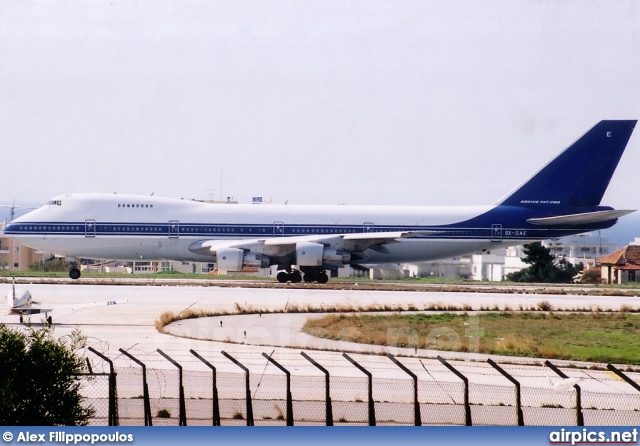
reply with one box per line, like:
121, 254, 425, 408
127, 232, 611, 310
2, 280, 639, 422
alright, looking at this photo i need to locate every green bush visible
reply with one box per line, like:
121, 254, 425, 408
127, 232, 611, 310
0, 324, 94, 425
28, 258, 71, 272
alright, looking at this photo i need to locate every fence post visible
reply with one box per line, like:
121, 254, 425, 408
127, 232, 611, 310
607, 364, 640, 392
156, 349, 187, 426
118, 348, 152, 426
300, 352, 333, 426
87, 347, 119, 426
189, 349, 221, 426
387, 354, 421, 426
545, 360, 584, 426
262, 352, 294, 426
342, 353, 375, 426
221, 350, 254, 426
437, 356, 472, 426
487, 358, 524, 426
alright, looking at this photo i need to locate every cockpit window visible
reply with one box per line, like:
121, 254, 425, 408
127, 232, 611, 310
47, 200, 62, 205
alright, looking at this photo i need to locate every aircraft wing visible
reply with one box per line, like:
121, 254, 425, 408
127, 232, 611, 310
188, 230, 434, 257
526, 209, 635, 226
7, 300, 125, 316
9, 307, 53, 316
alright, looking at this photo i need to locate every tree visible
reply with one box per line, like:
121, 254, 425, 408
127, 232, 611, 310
0, 324, 94, 425
506, 242, 583, 283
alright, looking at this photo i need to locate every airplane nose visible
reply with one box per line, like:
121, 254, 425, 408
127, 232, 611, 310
3, 222, 19, 234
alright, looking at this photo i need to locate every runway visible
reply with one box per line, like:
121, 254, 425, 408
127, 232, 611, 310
2, 281, 639, 365
2, 281, 639, 425
3, 281, 639, 356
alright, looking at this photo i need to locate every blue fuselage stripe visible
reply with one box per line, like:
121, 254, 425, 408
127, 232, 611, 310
4, 221, 591, 240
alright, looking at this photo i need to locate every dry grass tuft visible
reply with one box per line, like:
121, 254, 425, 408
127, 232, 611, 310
156, 311, 178, 332
619, 304, 632, 313
536, 300, 554, 311
493, 334, 537, 355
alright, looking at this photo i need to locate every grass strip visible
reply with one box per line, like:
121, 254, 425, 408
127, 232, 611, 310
302, 312, 640, 364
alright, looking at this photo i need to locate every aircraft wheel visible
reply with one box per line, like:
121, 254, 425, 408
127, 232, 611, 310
317, 272, 329, 284
47, 316, 52, 325
276, 272, 289, 283
290, 271, 302, 283
303, 273, 316, 283
19, 315, 23, 324
69, 268, 81, 280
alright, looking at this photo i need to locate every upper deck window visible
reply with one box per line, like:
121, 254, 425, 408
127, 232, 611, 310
118, 203, 153, 209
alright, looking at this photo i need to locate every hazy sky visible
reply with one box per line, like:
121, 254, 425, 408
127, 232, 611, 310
1, 0, 639, 220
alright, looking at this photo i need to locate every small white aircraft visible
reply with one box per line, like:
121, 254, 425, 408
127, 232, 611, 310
6, 279, 52, 324
5, 279, 126, 324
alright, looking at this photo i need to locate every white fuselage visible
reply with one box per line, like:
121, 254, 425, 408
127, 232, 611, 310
6, 193, 522, 264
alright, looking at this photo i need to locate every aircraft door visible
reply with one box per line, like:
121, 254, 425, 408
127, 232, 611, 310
169, 220, 180, 238
85, 219, 96, 238
274, 221, 285, 237
491, 224, 502, 242
363, 222, 375, 233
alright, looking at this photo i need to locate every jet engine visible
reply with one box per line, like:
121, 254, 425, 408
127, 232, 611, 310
295, 242, 350, 267
216, 248, 270, 271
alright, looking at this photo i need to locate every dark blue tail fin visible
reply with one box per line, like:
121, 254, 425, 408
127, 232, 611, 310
500, 120, 637, 208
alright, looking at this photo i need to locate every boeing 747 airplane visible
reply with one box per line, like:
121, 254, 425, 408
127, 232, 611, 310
4, 120, 637, 283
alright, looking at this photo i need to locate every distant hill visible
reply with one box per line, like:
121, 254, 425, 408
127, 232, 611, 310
601, 212, 640, 247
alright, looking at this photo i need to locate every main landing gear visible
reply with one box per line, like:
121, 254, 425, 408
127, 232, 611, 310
276, 269, 329, 284
277, 270, 302, 283
19, 315, 52, 325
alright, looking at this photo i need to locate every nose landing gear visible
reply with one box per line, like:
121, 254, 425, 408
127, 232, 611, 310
69, 261, 81, 280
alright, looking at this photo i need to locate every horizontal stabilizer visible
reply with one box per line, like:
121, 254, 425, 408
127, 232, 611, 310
526, 209, 635, 226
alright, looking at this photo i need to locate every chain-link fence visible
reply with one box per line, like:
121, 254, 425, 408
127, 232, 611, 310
83, 349, 640, 426
76, 373, 112, 426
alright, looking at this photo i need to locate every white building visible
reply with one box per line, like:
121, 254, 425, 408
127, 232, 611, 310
544, 233, 617, 268
468, 232, 618, 281
368, 257, 472, 280
471, 248, 510, 281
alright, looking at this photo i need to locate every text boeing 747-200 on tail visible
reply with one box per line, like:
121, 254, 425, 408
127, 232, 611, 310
5, 120, 637, 283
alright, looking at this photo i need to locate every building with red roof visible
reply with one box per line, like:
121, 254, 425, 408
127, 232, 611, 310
598, 243, 640, 284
